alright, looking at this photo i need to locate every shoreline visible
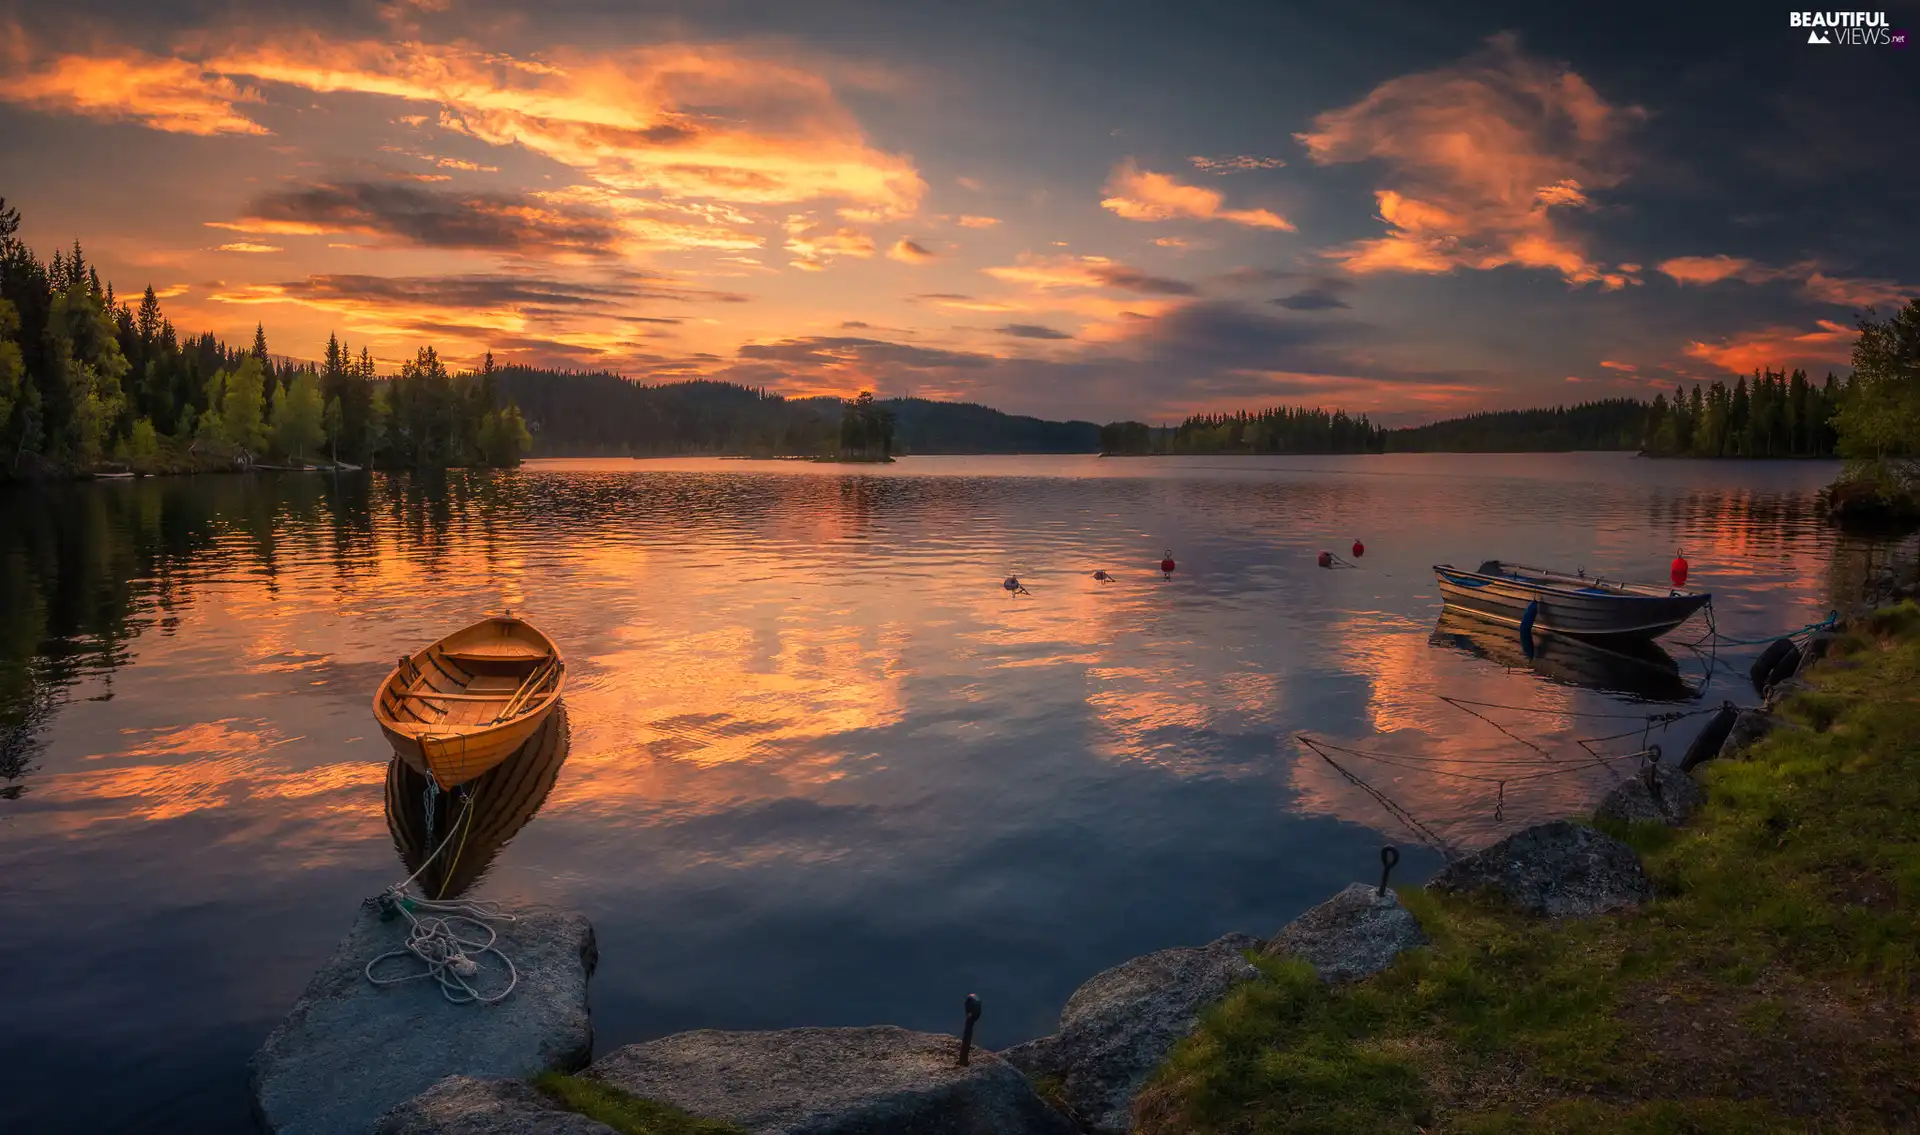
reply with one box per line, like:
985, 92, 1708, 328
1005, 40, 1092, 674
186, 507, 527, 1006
1136, 599, 1920, 1132
325, 598, 1920, 1133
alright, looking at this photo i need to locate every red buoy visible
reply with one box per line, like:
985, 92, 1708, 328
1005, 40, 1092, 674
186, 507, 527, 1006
1670, 552, 1689, 588
1317, 550, 1333, 569
1351, 540, 1365, 558
1160, 550, 1176, 574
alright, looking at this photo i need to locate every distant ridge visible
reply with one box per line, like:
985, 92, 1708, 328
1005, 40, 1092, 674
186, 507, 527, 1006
1385, 399, 1648, 453
494, 367, 1100, 456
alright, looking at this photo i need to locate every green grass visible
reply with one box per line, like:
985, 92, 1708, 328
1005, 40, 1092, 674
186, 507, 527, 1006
1138, 603, 1920, 1134
533, 1073, 748, 1135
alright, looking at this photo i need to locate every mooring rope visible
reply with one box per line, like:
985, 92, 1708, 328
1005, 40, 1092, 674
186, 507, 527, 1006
1681, 601, 1838, 649
1300, 734, 1655, 787
1298, 735, 1459, 860
364, 780, 520, 1005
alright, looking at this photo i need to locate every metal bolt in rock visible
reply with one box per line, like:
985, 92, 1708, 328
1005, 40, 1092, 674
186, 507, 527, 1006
957, 994, 981, 1066
1377, 845, 1400, 897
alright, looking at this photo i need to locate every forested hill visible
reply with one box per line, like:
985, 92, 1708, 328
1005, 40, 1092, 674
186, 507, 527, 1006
495, 367, 1100, 456
1385, 399, 1650, 452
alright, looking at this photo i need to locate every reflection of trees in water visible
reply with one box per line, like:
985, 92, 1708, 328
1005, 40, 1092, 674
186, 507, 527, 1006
0, 472, 517, 799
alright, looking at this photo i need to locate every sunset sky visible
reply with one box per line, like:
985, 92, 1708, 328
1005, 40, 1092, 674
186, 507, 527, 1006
2, 0, 1914, 423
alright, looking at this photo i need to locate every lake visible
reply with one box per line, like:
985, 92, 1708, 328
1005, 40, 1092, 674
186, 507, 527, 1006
0, 453, 1884, 1132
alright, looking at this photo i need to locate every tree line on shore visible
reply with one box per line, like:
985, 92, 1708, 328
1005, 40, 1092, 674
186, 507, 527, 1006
0, 199, 530, 476
1641, 369, 1843, 458
1100, 399, 1648, 455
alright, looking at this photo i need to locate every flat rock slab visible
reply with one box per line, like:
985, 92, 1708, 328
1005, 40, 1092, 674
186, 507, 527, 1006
1594, 762, 1706, 828
376, 1077, 615, 1135
1002, 933, 1260, 1134
1427, 820, 1652, 918
589, 1026, 1074, 1135
252, 899, 597, 1135
1264, 883, 1428, 982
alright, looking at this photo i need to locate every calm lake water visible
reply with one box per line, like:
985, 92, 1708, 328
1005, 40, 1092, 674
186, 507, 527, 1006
0, 453, 1889, 1132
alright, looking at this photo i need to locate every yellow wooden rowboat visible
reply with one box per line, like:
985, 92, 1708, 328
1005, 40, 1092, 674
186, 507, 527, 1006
374, 615, 565, 788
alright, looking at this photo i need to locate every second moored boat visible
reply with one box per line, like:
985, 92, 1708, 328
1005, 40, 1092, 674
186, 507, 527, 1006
1434, 560, 1710, 641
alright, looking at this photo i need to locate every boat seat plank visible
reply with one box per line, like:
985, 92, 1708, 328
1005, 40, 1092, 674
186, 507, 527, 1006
441, 643, 551, 663
396, 691, 516, 701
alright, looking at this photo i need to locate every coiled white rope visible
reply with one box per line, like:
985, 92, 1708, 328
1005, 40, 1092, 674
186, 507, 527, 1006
364, 782, 520, 1004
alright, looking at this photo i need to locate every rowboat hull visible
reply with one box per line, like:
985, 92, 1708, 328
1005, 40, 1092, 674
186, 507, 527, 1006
1434, 563, 1709, 641
373, 615, 566, 788
380, 712, 552, 788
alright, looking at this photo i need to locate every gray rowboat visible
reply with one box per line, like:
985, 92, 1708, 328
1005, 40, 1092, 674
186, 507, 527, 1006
1433, 560, 1710, 641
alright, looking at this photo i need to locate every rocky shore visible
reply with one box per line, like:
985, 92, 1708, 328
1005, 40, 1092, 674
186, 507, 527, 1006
253, 602, 1895, 1133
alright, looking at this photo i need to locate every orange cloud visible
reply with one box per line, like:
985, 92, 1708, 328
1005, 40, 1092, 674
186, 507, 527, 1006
1297, 33, 1641, 288
1659, 256, 1910, 309
1599, 359, 1636, 372
956, 214, 1000, 228
784, 217, 876, 270
1657, 255, 1779, 286
984, 253, 1196, 295
1100, 160, 1294, 230
0, 46, 269, 136
1187, 154, 1286, 174
1800, 271, 1910, 309
886, 238, 937, 263
1683, 320, 1853, 374
206, 38, 926, 217
217, 241, 283, 253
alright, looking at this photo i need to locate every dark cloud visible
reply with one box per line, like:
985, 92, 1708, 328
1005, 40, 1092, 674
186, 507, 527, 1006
998, 324, 1073, 340
1086, 265, 1197, 295
841, 320, 870, 328
737, 336, 994, 370
230, 181, 624, 255
1213, 267, 1300, 287
267, 273, 729, 309
1129, 301, 1346, 368
1271, 278, 1355, 311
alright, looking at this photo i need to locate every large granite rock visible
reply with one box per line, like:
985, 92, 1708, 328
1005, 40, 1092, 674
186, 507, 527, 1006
1001, 933, 1260, 1134
376, 1077, 615, 1135
588, 1026, 1073, 1134
252, 899, 597, 1135
1263, 883, 1428, 983
1426, 820, 1652, 918
1594, 762, 1706, 828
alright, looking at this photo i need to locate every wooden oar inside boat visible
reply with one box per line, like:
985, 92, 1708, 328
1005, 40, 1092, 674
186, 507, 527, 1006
374, 615, 566, 787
